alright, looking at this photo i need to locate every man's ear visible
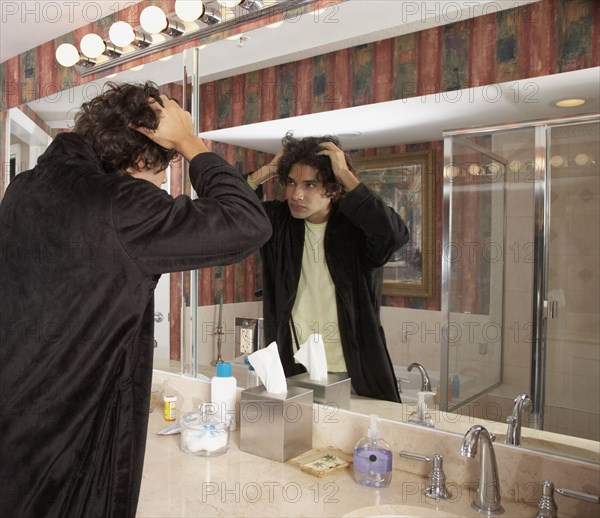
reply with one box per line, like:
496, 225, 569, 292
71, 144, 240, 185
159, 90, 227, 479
125, 159, 146, 175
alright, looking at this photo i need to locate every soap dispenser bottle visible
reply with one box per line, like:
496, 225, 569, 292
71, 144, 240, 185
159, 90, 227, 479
353, 414, 393, 488
408, 391, 436, 428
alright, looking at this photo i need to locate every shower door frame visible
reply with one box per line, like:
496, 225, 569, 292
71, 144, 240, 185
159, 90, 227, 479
442, 113, 599, 426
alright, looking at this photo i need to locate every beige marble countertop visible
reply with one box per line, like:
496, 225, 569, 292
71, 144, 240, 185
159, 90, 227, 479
137, 410, 537, 518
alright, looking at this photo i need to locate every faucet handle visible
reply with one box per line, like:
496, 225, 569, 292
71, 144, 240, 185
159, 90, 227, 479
555, 487, 600, 504
399, 451, 451, 500
535, 480, 558, 518
535, 480, 600, 518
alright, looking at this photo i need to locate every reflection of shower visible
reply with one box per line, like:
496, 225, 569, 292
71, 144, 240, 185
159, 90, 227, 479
443, 114, 599, 443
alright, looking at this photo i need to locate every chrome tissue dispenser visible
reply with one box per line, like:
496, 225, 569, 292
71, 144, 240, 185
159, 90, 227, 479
239, 385, 313, 463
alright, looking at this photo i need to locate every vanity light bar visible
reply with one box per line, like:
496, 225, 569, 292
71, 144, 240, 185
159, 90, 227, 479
56, 0, 313, 77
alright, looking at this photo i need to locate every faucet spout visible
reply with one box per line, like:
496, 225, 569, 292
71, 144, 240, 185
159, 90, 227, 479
505, 393, 531, 446
461, 425, 504, 515
407, 362, 432, 392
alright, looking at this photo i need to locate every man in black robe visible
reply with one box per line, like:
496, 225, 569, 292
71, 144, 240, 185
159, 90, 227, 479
0, 82, 271, 517
247, 135, 408, 402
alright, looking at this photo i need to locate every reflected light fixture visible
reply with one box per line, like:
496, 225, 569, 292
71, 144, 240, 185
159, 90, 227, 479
56, 43, 81, 67
443, 164, 461, 180
575, 153, 591, 166
550, 155, 565, 167
56, 0, 289, 77
175, 0, 205, 22
80, 33, 105, 59
140, 6, 168, 34
109, 21, 135, 47
468, 163, 483, 176
552, 97, 589, 108
140, 6, 184, 36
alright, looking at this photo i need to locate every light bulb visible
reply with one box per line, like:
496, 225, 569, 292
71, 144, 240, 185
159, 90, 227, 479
109, 21, 135, 47
55, 43, 80, 67
554, 98, 587, 108
443, 164, 460, 180
468, 164, 482, 176
140, 6, 167, 34
175, 0, 205, 22
486, 162, 503, 176
575, 153, 591, 166
550, 155, 565, 168
80, 33, 105, 59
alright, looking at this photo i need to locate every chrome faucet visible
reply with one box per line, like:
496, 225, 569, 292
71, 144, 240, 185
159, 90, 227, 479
505, 393, 531, 446
407, 362, 431, 392
460, 425, 504, 515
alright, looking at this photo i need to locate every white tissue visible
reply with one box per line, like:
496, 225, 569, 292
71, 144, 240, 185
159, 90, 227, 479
247, 341, 288, 394
294, 333, 328, 381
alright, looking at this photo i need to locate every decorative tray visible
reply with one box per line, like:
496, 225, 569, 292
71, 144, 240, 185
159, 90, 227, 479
288, 447, 353, 478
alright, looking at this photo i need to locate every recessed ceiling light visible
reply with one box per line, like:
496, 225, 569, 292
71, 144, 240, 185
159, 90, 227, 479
337, 131, 362, 137
552, 97, 589, 108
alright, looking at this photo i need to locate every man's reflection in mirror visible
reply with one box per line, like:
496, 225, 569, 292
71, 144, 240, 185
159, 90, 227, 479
247, 134, 409, 402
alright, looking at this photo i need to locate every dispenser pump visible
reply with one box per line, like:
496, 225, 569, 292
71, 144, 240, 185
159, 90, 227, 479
410, 391, 436, 427
368, 414, 380, 440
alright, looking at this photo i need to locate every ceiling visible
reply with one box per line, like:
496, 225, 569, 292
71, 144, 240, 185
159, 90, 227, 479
10, 0, 600, 152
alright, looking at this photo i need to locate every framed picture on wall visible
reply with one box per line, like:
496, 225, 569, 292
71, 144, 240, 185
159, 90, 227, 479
353, 150, 435, 298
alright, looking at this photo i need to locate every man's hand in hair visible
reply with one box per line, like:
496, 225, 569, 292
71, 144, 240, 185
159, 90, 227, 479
132, 95, 209, 162
318, 141, 360, 192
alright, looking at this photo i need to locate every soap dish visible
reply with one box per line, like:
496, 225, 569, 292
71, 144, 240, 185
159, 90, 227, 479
288, 447, 353, 478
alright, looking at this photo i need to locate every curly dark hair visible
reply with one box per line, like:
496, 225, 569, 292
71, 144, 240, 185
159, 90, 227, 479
276, 134, 355, 201
73, 81, 177, 174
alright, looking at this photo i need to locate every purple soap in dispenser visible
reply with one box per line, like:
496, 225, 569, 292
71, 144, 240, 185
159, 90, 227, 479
353, 414, 393, 488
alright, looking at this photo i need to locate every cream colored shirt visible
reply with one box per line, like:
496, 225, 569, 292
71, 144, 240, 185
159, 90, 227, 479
291, 220, 347, 372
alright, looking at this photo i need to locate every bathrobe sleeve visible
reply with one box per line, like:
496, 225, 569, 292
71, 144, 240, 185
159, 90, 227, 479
111, 152, 272, 274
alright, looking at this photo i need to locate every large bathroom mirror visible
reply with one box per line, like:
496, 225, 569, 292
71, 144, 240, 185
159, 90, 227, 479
9, 0, 598, 464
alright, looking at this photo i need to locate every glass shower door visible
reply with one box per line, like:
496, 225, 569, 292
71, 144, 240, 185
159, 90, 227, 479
543, 121, 600, 440
443, 135, 509, 411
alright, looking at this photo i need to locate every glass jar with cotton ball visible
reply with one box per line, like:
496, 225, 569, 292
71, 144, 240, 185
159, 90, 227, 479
180, 403, 231, 457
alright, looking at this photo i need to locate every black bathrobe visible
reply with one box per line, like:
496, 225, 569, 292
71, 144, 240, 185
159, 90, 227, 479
260, 183, 409, 402
0, 133, 271, 518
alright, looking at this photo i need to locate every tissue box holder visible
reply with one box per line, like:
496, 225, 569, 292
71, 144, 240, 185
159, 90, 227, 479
240, 385, 313, 463
286, 372, 351, 409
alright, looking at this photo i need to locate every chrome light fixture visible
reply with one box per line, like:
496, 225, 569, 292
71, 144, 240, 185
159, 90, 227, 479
55, 0, 290, 77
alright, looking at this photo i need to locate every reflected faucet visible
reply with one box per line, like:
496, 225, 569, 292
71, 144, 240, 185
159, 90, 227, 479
460, 425, 504, 515
407, 362, 431, 392
505, 393, 531, 446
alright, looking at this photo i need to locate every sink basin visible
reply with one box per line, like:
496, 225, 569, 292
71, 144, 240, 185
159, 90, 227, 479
344, 505, 460, 517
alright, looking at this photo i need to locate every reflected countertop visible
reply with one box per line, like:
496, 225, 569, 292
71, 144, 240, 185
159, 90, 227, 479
349, 396, 600, 463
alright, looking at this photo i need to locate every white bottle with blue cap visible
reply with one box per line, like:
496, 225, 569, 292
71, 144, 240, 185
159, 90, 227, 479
211, 362, 237, 430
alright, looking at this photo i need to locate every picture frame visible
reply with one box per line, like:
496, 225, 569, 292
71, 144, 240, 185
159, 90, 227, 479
353, 150, 435, 298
